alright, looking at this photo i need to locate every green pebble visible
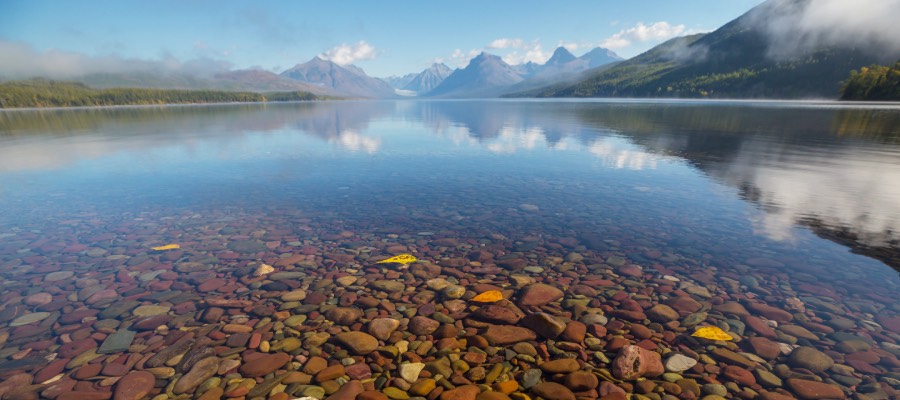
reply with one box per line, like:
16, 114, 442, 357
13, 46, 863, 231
662, 373, 682, 382
383, 387, 410, 400
484, 363, 504, 384
301, 386, 326, 399
701, 384, 727, 396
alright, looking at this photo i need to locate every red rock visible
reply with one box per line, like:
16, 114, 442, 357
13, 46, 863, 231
101, 363, 130, 376
713, 302, 750, 317
517, 283, 564, 307
58, 338, 97, 358
409, 316, 441, 336
723, 365, 756, 386
744, 315, 777, 338
609, 310, 647, 321
746, 337, 782, 360
629, 324, 652, 340
482, 325, 537, 345
539, 359, 580, 373
845, 359, 881, 374
34, 358, 69, 383
876, 314, 900, 333
58, 309, 99, 324
85, 289, 119, 305
315, 364, 346, 382
74, 363, 103, 379
0, 373, 33, 398
666, 296, 702, 313
564, 371, 599, 391
197, 278, 226, 292
531, 382, 575, 400
24, 293, 53, 306
325, 307, 364, 326
786, 379, 845, 399
560, 321, 586, 342
646, 304, 680, 322
748, 303, 794, 323
58, 392, 112, 400
612, 345, 664, 380
239, 352, 291, 377
759, 392, 797, 400
845, 351, 880, 363
324, 380, 364, 400
345, 363, 372, 380
303, 356, 328, 374
472, 305, 524, 325
440, 384, 481, 400
357, 390, 388, 400
113, 371, 156, 400
40, 378, 78, 399
132, 315, 172, 331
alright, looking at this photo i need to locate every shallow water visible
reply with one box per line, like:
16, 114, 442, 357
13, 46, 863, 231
0, 100, 898, 399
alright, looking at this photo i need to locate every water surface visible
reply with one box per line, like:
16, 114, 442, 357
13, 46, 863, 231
0, 100, 898, 399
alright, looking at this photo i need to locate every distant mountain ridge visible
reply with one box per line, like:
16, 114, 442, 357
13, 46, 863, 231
280, 57, 396, 98
426, 52, 524, 98
402, 63, 452, 93
518, 0, 900, 98
424, 47, 621, 98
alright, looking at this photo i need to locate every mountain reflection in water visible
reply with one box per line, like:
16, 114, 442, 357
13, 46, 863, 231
1, 100, 899, 271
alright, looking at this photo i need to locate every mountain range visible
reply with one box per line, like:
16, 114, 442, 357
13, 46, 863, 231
13, 0, 898, 100
516, 0, 900, 98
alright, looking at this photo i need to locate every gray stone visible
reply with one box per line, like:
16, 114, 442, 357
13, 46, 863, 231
665, 354, 697, 373
98, 329, 136, 354
789, 346, 834, 373
521, 368, 542, 389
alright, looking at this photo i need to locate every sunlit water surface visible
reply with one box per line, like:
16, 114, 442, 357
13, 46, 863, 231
0, 100, 899, 397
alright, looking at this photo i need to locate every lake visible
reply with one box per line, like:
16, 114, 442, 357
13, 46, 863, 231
0, 100, 898, 399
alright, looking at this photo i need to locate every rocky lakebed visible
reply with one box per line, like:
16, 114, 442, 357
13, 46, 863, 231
0, 204, 898, 400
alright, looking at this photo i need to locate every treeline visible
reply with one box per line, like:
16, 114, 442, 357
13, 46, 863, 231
840, 62, 900, 101
0, 79, 320, 108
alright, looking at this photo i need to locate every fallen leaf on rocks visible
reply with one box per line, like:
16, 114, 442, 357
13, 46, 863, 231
692, 326, 733, 341
471, 290, 504, 303
377, 254, 417, 265
151, 244, 180, 251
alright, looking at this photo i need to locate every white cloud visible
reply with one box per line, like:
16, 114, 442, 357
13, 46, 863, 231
435, 48, 481, 68
0, 40, 232, 79
600, 21, 687, 50
501, 42, 549, 65
487, 38, 524, 49
752, 0, 900, 58
319, 41, 377, 65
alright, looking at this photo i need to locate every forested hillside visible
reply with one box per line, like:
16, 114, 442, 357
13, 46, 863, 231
840, 62, 900, 101
0, 79, 319, 108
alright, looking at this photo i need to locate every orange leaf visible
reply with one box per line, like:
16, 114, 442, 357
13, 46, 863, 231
691, 326, 733, 341
376, 254, 417, 264
471, 290, 504, 303
151, 244, 180, 251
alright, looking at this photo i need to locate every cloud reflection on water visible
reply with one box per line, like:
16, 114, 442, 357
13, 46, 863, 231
1, 100, 899, 268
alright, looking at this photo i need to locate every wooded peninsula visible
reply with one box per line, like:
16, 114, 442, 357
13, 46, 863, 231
0, 79, 322, 108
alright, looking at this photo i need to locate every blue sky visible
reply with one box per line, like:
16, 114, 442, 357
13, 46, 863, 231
1, 0, 766, 77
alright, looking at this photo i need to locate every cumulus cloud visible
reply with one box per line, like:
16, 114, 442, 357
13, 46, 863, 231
749, 0, 900, 59
487, 38, 525, 49
0, 40, 232, 80
501, 41, 550, 65
600, 21, 687, 50
434, 48, 481, 68
319, 41, 377, 65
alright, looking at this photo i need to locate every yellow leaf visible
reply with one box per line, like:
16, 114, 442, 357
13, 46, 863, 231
691, 326, 733, 341
471, 290, 504, 303
376, 254, 417, 264
151, 244, 180, 251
